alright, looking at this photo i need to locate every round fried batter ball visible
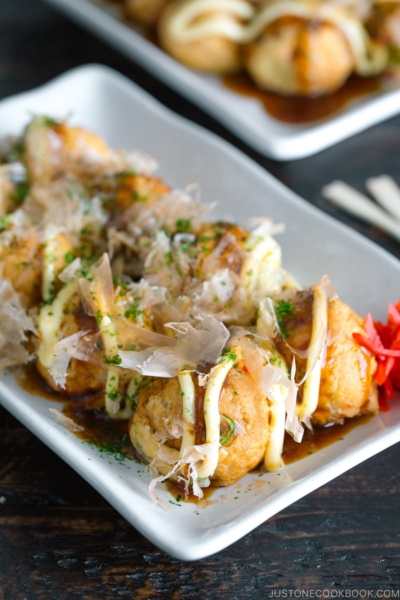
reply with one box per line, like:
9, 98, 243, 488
129, 362, 271, 487
197, 222, 248, 277
275, 292, 378, 425
0, 226, 76, 309
24, 118, 125, 185
37, 294, 106, 400
312, 298, 378, 425
158, 1, 243, 73
37, 282, 155, 402
244, 17, 355, 96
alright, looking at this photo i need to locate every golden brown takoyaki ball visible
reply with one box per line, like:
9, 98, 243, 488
0, 228, 76, 308
129, 361, 271, 487
129, 377, 183, 462
37, 280, 157, 398
158, 2, 243, 73
275, 292, 377, 425
196, 222, 247, 276
244, 18, 355, 96
125, 0, 170, 26
37, 355, 106, 403
24, 119, 123, 185
37, 295, 106, 398
312, 298, 378, 425
212, 362, 270, 486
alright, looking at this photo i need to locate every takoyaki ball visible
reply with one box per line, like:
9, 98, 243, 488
37, 281, 155, 399
212, 361, 271, 486
129, 377, 183, 463
0, 224, 77, 308
129, 361, 271, 487
125, 0, 170, 26
275, 292, 377, 425
312, 298, 378, 425
97, 173, 170, 228
24, 117, 124, 185
244, 17, 355, 96
36, 294, 106, 400
196, 222, 248, 276
158, 0, 246, 73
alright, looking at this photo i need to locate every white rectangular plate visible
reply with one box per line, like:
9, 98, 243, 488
40, 0, 400, 160
1, 64, 400, 561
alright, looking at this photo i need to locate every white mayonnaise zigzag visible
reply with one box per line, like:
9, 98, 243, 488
163, 0, 255, 44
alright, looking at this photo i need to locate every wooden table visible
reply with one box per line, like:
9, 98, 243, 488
1, 1, 400, 597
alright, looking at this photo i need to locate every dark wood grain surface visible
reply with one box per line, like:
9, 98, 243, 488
1, 1, 400, 598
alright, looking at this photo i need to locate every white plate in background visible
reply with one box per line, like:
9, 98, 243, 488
39, 0, 400, 160
0, 64, 400, 560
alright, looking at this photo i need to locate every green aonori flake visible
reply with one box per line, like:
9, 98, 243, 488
125, 305, 143, 322
175, 218, 191, 232
221, 347, 237, 363
220, 415, 235, 446
103, 354, 122, 366
274, 299, 295, 339
64, 250, 75, 265
9, 182, 29, 205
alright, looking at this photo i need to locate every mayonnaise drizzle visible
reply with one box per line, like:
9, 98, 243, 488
164, 0, 254, 44
42, 223, 61, 302
240, 234, 282, 295
196, 349, 238, 480
38, 281, 79, 370
107, 373, 144, 420
178, 370, 196, 454
296, 283, 328, 427
80, 259, 122, 416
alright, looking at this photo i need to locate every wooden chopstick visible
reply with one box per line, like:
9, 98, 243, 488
322, 180, 400, 243
366, 175, 400, 222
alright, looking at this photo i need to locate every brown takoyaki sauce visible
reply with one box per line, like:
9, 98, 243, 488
17, 363, 62, 401
194, 378, 207, 445
16, 364, 138, 457
64, 405, 139, 461
223, 73, 382, 124
73, 307, 98, 334
164, 479, 215, 504
282, 414, 372, 463
16, 364, 372, 502
17, 360, 105, 408
19, 364, 141, 463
